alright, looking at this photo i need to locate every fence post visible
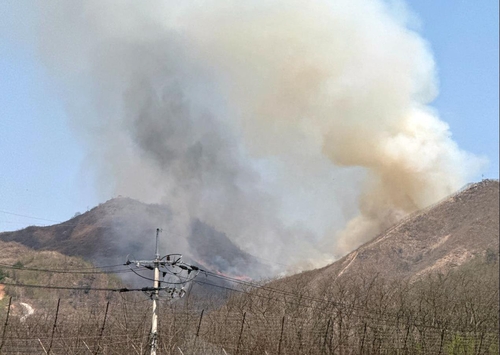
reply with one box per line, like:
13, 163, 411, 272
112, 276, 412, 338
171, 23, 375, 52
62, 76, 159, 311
328, 318, 334, 355
0, 296, 12, 352
437, 328, 445, 355
359, 322, 367, 354
278, 316, 285, 355
193, 309, 204, 349
321, 318, 332, 354
236, 312, 246, 355
403, 316, 411, 355
322, 318, 331, 355
94, 301, 110, 355
47, 298, 61, 355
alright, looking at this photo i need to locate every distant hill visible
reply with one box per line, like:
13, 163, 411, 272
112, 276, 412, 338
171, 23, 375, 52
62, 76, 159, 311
274, 179, 499, 289
0, 240, 123, 311
0, 197, 267, 280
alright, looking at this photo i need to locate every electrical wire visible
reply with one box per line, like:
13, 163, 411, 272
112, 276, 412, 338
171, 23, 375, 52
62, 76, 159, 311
165, 263, 332, 309
199, 268, 388, 315
189, 277, 445, 330
128, 266, 192, 285
0, 281, 159, 293
194, 268, 339, 306
0, 258, 451, 330
0, 263, 134, 275
0, 209, 62, 223
192, 278, 320, 310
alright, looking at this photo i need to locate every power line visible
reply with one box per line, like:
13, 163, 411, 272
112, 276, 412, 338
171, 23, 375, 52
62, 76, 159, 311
0, 248, 304, 312
0, 254, 448, 330
0, 209, 115, 229
189, 272, 451, 330
0, 210, 62, 223
189, 278, 435, 330
194, 268, 338, 306
37, 263, 127, 270
0, 263, 133, 275
0, 281, 168, 293
127, 266, 194, 285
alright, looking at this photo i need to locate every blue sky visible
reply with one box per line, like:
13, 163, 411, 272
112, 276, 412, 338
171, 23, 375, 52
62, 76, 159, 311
0, 1, 498, 232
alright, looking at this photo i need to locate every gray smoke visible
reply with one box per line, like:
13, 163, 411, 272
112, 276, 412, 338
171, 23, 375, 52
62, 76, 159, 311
17, 0, 483, 273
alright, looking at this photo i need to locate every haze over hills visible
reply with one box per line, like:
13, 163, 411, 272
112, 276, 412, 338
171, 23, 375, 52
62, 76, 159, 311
1, 179, 498, 287
271, 179, 499, 290
0, 197, 267, 280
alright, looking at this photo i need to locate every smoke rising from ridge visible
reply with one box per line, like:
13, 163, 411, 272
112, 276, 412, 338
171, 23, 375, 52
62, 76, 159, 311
25, 0, 482, 271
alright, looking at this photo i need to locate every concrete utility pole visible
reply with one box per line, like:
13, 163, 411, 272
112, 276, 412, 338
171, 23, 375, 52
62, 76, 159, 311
125, 228, 199, 355
126, 228, 162, 355
151, 228, 161, 355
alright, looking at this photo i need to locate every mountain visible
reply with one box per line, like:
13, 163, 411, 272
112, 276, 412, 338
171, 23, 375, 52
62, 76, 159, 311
276, 179, 499, 289
0, 197, 267, 280
1, 180, 497, 287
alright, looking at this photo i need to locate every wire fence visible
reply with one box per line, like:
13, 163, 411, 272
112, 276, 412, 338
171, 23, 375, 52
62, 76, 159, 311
0, 237, 498, 355
0, 296, 497, 355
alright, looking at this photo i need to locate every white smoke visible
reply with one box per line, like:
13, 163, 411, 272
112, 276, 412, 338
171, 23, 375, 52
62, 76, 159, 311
18, 0, 483, 271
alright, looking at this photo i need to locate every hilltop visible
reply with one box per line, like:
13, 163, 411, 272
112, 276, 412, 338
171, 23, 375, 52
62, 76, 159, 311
0, 197, 266, 280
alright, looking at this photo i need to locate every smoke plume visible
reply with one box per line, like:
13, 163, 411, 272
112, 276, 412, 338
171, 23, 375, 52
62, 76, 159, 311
23, 0, 482, 272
